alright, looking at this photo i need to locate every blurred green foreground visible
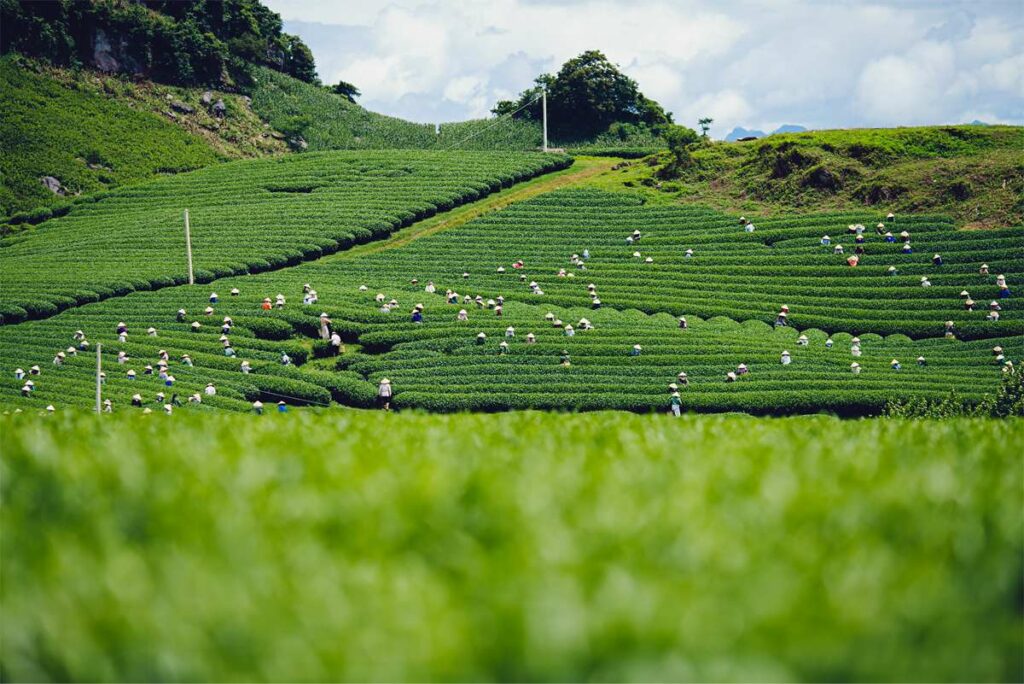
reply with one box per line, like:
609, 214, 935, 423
1, 412, 1022, 682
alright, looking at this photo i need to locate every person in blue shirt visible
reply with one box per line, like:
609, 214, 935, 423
277, 401, 288, 413
411, 309, 423, 323
932, 254, 943, 266
629, 344, 642, 356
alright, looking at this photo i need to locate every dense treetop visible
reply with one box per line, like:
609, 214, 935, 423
0, 0, 317, 86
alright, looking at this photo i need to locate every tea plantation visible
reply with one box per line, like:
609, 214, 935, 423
0, 178, 1020, 415
0, 150, 570, 323
2, 412, 1021, 681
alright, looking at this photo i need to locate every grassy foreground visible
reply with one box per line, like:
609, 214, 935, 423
1, 412, 1022, 682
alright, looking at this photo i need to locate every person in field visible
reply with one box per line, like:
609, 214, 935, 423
205, 383, 216, 396
736, 363, 749, 376
277, 401, 288, 413
679, 316, 688, 329
669, 391, 682, 417
377, 378, 392, 410
979, 264, 989, 275
921, 276, 932, 287
280, 352, 291, 365
275, 294, 286, 309
825, 337, 834, 349
411, 308, 423, 323
798, 334, 809, 346
987, 310, 1000, 321
476, 332, 487, 345
833, 244, 844, 255
21, 383, 31, 397
565, 324, 575, 337
902, 241, 912, 254
126, 369, 136, 380
725, 371, 737, 382
252, 400, 264, 415
241, 360, 252, 374
917, 356, 926, 367
821, 235, 831, 246
53, 352, 65, 367
932, 254, 943, 266
499, 341, 509, 355
425, 281, 436, 293
629, 344, 642, 357
781, 350, 792, 365
526, 333, 536, 344
231, 288, 240, 297
331, 332, 344, 355
177, 308, 187, 321
847, 254, 860, 267
103, 399, 113, 413
677, 371, 689, 386
506, 326, 515, 338
14, 368, 24, 380
457, 309, 468, 322
851, 362, 861, 375
29, 365, 41, 375
262, 298, 272, 311
560, 350, 571, 367
890, 359, 901, 371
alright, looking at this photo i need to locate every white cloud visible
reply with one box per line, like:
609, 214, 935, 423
856, 42, 957, 125
265, 0, 1024, 134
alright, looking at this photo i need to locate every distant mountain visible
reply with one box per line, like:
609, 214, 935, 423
724, 127, 766, 142
967, 119, 990, 126
725, 124, 809, 141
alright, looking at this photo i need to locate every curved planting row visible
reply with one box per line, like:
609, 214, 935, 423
0, 150, 572, 324
329, 188, 1020, 340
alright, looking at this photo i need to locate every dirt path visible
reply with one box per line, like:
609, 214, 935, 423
329, 156, 618, 261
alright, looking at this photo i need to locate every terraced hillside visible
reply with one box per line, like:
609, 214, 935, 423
0, 150, 571, 323
2, 180, 1019, 415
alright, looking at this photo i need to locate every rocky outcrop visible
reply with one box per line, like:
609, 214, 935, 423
171, 100, 194, 114
40, 176, 66, 195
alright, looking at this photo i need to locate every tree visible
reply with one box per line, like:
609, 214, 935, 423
658, 124, 701, 178
281, 33, 317, 84
698, 117, 714, 137
331, 80, 361, 103
490, 51, 670, 141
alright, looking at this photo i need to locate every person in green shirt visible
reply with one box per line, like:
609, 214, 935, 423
669, 391, 682, 417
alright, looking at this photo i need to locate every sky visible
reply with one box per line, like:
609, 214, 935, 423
263, 0, 1024, 138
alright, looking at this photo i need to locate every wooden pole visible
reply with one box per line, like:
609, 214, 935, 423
542, 89, 548, 153
184, 209, 194, 285
95, 342, 102, 414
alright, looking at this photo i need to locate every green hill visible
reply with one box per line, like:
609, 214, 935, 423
250, 66, 543, 151
598, 125, 1024, 227
0, 149, 569, 322
0, 56, 225, 217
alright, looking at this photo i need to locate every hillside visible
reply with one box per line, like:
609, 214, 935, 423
0, 56, 291, 218
250, 66, 544, 151
0, 150, 569, 322
596, 125, 1024, 227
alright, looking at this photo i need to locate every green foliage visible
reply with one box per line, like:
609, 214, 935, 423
249, 66, 545, 151
493, 50, 672, 142
280, 32, 317, 84
2, 412, 1021, 681
0, 0, 314, 87
628, 125, 1024, 227
329, 79, 360, 103
0, 149, 570, 321
0, 55, 222, 216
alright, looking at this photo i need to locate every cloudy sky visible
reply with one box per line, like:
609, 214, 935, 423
264, 0, 1024, 138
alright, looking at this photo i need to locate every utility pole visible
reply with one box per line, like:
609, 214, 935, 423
184, 208, 194, 285
542, 88, 548, 153
95, 342, 102, 414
